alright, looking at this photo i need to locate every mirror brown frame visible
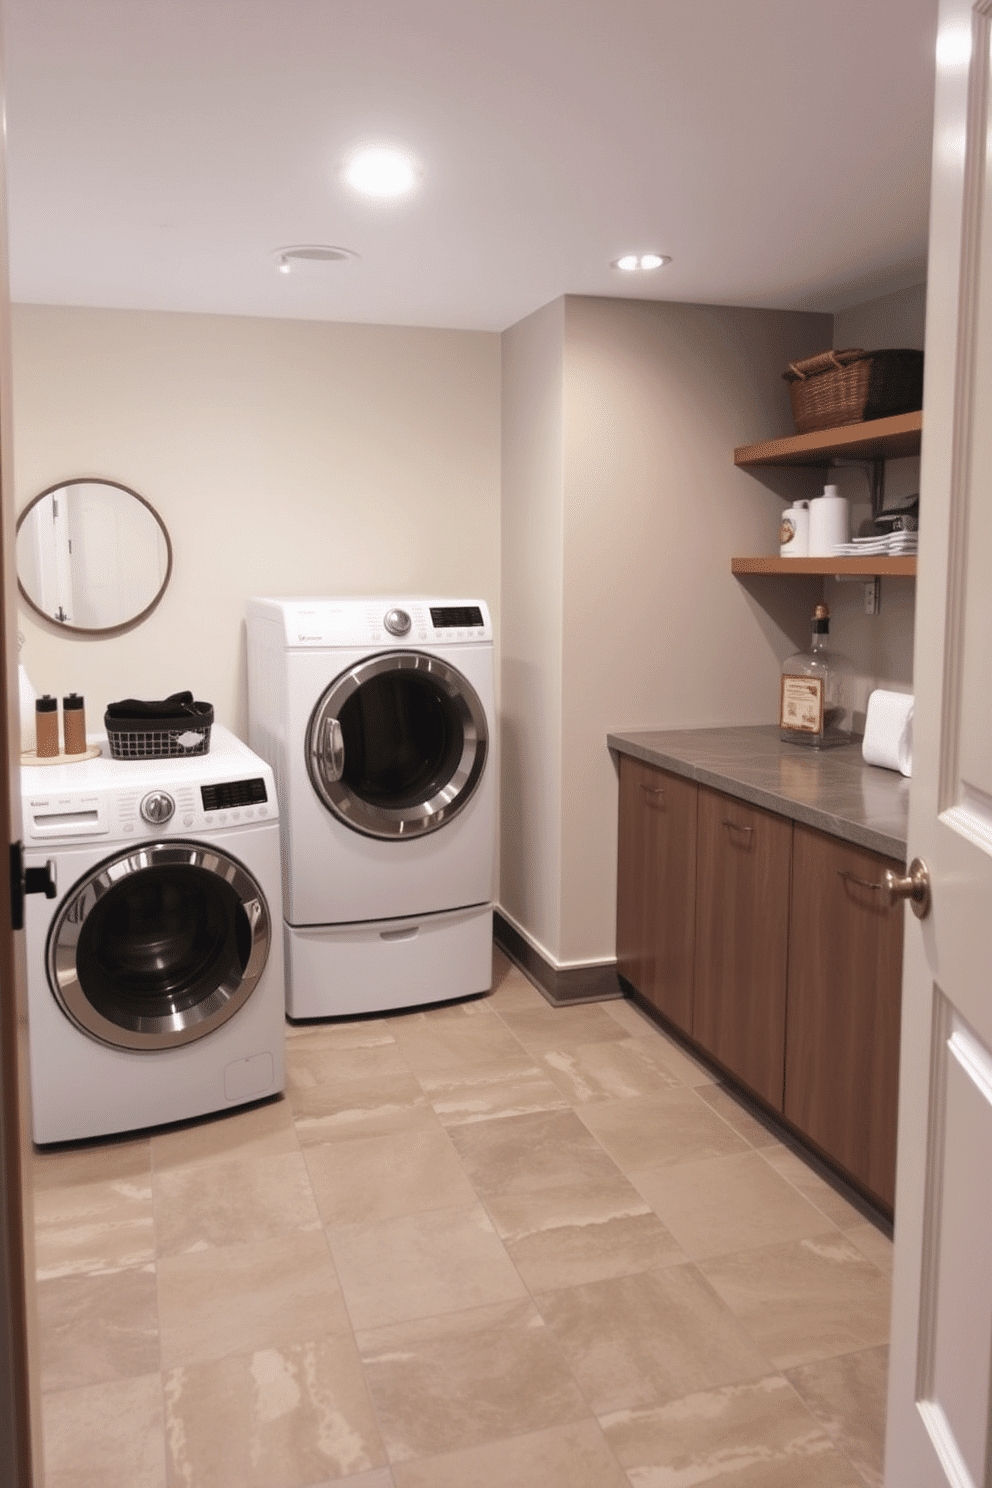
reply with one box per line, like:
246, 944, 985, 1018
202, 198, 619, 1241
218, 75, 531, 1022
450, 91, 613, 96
16, 478, 173, 636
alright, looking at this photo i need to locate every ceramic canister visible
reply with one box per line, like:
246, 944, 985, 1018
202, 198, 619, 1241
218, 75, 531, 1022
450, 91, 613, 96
808, 484, 850, 556
779, 500, 810, 557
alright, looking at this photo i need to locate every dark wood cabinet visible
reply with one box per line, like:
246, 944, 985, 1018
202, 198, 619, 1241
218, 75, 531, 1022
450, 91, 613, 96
615, 753, 904, 1212
784, 825, 904, 1209
615, 756, 697, 1034
693, 786, 792, 1110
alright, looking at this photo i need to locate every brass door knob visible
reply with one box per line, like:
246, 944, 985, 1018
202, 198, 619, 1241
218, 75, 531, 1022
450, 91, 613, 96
880, 857, 931, 919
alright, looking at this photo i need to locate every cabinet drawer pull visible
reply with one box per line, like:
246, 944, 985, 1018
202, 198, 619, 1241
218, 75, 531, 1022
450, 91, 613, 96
640, 784, 666, 804
722, 818, 753, 834
838, 869, 882, 893
838, 865, 921, 914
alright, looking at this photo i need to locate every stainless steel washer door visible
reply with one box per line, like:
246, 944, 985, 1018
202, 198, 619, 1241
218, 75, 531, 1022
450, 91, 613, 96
306, 650, 488, 839
48, 842, 271, 1051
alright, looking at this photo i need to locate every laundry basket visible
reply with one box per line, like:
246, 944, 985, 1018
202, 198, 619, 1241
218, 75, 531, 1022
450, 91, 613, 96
104, 693, 214, 759
783, 348, 924, 434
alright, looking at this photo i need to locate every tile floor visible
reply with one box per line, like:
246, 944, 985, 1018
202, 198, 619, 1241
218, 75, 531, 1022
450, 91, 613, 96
33, 949, 893, 1487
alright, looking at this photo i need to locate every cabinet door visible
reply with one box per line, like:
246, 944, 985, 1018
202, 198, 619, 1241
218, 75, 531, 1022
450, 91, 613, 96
616, 757, 697, 1034
784, 825, 903, 1209
693, 785, 792, 1109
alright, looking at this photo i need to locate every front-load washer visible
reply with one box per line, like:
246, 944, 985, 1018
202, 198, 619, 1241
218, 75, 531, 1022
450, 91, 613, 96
21, 725, 286, 1144
246, 596, 495, 1017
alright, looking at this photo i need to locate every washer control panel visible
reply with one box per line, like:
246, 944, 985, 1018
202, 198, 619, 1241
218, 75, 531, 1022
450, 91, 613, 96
23, 775, 272, 843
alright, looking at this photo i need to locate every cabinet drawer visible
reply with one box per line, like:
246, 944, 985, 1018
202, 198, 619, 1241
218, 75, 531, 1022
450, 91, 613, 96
616, 757, 697, 1034
693, 785, 792, 1109
784, 825, 903, 1208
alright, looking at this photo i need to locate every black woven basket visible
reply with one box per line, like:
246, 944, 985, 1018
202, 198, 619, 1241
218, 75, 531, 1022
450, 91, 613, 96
104, 701, 214, 759
783, 347, 924, 434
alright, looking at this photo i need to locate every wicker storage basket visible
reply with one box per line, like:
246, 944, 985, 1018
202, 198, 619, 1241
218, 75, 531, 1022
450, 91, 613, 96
104, 697, 213, 759
783, 347, 924, 435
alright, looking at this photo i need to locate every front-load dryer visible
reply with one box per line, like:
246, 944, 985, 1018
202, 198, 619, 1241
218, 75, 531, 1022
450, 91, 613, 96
21, 725, 286, 1144
246, 596, 496, 1017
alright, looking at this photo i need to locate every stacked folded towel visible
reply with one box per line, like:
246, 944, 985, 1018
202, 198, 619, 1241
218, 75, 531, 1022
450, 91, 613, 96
831, 531, 918, 557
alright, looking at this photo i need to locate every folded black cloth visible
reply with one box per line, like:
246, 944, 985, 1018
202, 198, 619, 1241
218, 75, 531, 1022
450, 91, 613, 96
105, 691, 209, 721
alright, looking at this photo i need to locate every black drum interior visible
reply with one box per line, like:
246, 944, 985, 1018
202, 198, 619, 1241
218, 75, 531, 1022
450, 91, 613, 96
338, 671, 463, 809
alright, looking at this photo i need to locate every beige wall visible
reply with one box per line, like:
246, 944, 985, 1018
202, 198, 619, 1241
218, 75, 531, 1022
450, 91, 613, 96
501, 293, 833, 967
499, 300, 566, 953
12, 306, 501, 739
826, 282, 925, 726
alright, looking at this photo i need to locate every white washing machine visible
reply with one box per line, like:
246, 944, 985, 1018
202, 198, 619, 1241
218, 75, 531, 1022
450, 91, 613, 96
246, 596, 495, 1017
20, 725, 286, 1144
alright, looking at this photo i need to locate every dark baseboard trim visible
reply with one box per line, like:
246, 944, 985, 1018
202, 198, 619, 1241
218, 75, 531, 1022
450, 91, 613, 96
493, 911, 623, 1007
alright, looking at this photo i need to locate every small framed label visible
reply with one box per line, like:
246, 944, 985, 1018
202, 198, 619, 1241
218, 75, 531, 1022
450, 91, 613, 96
780, 673, 824, 734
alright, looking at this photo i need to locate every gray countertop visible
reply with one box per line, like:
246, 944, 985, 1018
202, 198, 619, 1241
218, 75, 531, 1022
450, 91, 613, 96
607, 724, 909, 860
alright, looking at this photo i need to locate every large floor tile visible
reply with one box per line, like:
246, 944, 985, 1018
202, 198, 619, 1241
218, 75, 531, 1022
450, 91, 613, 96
759, 1144, 870, 1228
536, 1264, 771, 1415
34, 1173, 155, 1280
163, 1334, 386, 1486
304, 1124, 479, 1226
496, 1003, 632, 1055
414, 1045, 569, 1125
787, 1344, 889, 1488
391, 1007, 534, 1076
695, 1083, 783, 1148
150, 1095, 298, 1173
286, 1038, 413, 1092
600, 1373, 865, 1486
844, 1220, 894, 1276
289, 1070, 437, 1146
390, 1419, 627, 1488
600, 1005, 716, 1085
36, 1266, 160, 1392
699, 1234, 892, 1370
357, 1298, 590, 1463
329, 1203, 526, 1330
484, 1175, 686, 1290
445, 1108, 625, 1199
153, 1149, 322, 1257
630, 1150, 836, 1260
284, 1016, 400, 1049
577, 1088, 749, 1173
42, 1372, 166, 1488
535, 1036, 684, 1104
157, 1229, 350, 1369
33, 1134, 151, 1193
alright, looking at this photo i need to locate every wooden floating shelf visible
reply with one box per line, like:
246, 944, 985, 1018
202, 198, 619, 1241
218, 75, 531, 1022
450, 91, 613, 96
734, 410, 922, 469
732, 556, 917, 577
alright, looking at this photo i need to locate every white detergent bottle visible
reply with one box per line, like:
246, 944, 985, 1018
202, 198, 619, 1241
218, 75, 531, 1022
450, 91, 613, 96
808, 483, 850, 556
17, 633, 36, 755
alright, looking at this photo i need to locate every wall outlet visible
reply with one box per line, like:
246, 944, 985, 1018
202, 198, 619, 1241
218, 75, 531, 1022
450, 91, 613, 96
864, 578, 881, 615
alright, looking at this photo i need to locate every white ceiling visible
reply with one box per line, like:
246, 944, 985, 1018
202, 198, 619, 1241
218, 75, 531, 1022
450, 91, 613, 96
2, 0, 940, 333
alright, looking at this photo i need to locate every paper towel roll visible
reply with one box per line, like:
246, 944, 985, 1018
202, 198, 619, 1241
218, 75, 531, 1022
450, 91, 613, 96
862, 690, 913, 776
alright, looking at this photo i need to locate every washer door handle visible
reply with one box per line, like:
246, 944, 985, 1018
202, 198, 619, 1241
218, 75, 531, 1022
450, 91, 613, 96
320, 717, 345, 782
9, 842, 57, 932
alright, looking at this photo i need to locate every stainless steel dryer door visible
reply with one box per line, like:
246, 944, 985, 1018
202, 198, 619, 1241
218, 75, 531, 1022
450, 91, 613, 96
306, 650, 488, 839
48, 842, 271, 1051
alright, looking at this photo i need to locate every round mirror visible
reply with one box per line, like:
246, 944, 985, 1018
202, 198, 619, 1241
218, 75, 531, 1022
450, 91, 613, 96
16, 479, 172, 635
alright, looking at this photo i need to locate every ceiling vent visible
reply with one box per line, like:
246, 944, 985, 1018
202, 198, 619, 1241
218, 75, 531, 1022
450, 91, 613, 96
273, 245, 360, 274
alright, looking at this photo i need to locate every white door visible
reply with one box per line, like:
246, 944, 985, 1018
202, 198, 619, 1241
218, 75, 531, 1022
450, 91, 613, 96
885, 2, 992, 1483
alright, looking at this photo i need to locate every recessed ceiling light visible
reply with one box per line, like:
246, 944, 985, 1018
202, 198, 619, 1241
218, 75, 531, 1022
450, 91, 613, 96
612, 253, 672, 272
272, 245, 360, 275
341, 145, 421, 201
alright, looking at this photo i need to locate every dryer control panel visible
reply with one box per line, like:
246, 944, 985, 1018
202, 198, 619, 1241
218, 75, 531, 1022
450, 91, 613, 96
264, 596, 493, 648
